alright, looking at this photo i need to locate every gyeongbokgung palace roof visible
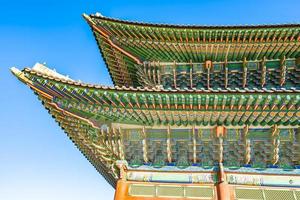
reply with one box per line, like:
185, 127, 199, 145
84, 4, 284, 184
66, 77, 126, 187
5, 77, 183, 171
11, 13, 300, 196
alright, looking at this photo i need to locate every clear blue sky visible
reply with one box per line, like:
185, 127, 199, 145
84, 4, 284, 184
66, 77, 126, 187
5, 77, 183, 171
1, 0, 300, 199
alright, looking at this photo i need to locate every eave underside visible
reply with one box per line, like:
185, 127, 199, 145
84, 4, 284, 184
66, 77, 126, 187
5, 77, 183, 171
41, 97, 118, 187
18, 67, 300, 127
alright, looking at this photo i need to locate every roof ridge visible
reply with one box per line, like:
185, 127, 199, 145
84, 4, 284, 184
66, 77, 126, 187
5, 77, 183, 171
88, 13, 300, 29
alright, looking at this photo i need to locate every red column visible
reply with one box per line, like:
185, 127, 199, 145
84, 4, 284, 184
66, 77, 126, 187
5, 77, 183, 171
216, 163, 231, 200
114, 180, 129, 200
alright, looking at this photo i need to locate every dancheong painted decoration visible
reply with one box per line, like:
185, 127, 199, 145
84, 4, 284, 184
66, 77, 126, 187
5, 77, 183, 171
12, 12, 300, 200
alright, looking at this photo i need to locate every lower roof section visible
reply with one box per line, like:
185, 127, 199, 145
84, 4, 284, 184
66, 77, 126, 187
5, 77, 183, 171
11, 63, 300, 127
11, 63, 300, 188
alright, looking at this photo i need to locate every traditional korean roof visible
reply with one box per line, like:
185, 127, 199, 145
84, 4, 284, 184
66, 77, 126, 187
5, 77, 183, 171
83, 13, 300, 87
11, 64, 300, 188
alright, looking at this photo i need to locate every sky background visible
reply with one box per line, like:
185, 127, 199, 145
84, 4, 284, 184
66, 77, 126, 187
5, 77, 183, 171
1, 0, 300, 199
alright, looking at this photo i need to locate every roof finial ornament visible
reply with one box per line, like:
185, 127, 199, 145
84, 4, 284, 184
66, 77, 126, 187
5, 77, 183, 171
95, 12, 103, 17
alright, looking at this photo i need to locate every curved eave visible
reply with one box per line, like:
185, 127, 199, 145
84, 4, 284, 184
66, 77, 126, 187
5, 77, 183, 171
83, 15, 117, 86
11, 67, 118, 188
48, 102, 117, 188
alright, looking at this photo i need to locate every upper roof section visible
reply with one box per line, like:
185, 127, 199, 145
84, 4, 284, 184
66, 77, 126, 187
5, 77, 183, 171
83, 13, 300, 88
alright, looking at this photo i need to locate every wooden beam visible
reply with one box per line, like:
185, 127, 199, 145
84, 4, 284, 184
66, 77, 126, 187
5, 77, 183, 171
173, 61, 177, 88
242, 57, 248, 88
272, 125, 280, 165
216, 126, 225, 163
157, 67, 161, 86
189, 95, 193, 110
219, 136, 224, 163
142, 127, 148, 163
190, 60, 193, 88
112, 127, 119, 158
192, 125, 197, 164
205, 60, 212, 89
261, 57, 267, 87
243, 125, 251, 164
280, 56, 286, 86
224, 61, 228, 89
167, 126, 172, 163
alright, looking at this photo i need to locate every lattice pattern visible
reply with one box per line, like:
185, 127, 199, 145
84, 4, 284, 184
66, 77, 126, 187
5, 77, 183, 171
295, 191, 300, 200
264, 189, 295, 200
235, 188, 264, 199
157, 186, 184, 197
129, 183, 215, 199
235, 188, 299, 200
129, 184, 155, 197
